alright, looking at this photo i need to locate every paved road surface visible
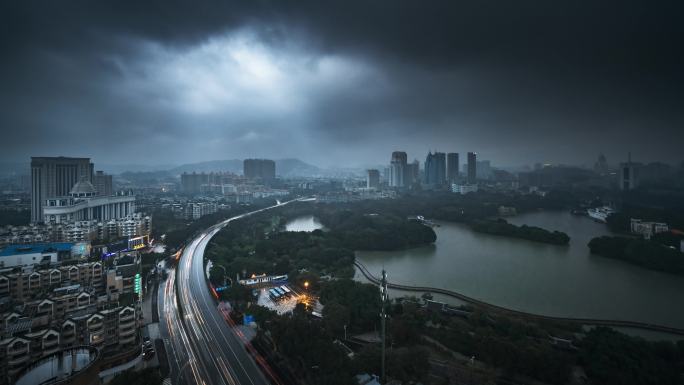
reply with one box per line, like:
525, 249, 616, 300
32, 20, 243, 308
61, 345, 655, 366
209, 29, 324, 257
160, 199, 306, 385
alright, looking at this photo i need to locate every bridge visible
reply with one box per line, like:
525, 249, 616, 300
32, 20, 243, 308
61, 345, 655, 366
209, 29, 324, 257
354, 260, 684, 336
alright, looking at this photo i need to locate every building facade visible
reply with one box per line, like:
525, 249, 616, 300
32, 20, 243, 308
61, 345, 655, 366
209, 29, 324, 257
41, 180, 135, 225
424, 152, 446, 186
467, 152, 477, 184
447, 153, 459, 183
366, 169, 380, 189
243, 159, 276, 180
31, 157, 94, 224
92, 171, 113, 196
389, 152, 408, 188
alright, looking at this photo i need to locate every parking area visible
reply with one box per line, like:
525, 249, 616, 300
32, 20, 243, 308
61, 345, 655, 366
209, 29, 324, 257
255, 284, 301, 314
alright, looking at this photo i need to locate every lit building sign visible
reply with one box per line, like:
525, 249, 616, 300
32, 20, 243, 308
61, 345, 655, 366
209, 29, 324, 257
134, 273, 142, 295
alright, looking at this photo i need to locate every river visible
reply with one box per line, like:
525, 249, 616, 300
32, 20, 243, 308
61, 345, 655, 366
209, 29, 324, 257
355, 210, 684, 334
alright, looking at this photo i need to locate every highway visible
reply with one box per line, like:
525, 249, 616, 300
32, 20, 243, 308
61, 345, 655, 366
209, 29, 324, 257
160, 199, 306, 385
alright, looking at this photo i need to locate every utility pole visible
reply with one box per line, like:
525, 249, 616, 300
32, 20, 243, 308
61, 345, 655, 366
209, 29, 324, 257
380, 269, 388, 384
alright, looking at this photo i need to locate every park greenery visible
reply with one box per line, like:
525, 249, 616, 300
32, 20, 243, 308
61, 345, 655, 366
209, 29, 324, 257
579, 327, 684, 385
199, 193, 684, 384
588, 235, 684, 275
243, 275, 684, 385
205, 201, 437, 283
471, 218, 570, 245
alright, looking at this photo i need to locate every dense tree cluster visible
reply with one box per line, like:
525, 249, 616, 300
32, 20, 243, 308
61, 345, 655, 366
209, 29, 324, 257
471, 218, 570, 245
0, 209, 29, 226
588, 236, 684, 275
579, 327, 684, 385
206, 204, 437, 281
320, 279, 381, 333
424, 309, 575, 384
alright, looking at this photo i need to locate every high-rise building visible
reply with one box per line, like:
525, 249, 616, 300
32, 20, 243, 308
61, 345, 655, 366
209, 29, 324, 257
366, 169, 380, 189
389, 151, 408, 187
181, 172, 209, 194
447, 153, 459, 183
424, 152, 446, 185
31, 157, 94, 223
243, 159, 276, 180
476, 160, 492, 180
467, 152, 477, 184
93, 170, 113, 196
405, 159, 420, 186
620, 153, 641, 190
594, 153, 609, 175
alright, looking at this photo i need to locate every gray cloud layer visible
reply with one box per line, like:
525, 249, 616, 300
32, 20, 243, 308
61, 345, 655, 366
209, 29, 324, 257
1, 1, 682, 168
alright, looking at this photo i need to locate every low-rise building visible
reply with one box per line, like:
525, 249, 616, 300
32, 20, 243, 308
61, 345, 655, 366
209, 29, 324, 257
451, 184, 479, 194
0, 213, 151, 245
630, 219, 669, 239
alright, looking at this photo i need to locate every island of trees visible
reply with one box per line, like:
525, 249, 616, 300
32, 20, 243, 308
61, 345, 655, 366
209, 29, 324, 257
588, 235, 684, 275
471, 218, 570, 245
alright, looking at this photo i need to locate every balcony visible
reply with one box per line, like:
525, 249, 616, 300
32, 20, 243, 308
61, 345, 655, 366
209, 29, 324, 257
119, 327, 135, 337
119, 334, 135, 345
8, 353, 29, 367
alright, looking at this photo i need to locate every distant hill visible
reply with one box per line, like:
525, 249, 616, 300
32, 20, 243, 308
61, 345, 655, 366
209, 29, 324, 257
169, 158, 322, 177
0, 158, 328, 178
170, 159, 243, 174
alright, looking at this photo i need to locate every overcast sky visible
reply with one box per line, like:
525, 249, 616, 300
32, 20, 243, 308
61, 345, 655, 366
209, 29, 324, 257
1, 1, 682, 168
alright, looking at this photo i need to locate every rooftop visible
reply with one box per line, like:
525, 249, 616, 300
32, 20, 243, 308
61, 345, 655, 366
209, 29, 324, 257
0, 242, 74, 257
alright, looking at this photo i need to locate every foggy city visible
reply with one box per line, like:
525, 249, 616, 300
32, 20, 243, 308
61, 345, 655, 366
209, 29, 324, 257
0, 2, 683, 385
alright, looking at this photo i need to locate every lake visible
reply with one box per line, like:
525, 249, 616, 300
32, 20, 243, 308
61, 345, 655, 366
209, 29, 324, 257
355, 210, 684, 332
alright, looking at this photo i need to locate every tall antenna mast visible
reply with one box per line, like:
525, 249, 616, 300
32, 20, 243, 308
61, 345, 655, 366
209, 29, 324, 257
380, 269, 388, 384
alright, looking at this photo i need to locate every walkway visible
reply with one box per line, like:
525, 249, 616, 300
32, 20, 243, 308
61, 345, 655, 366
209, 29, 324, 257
354, 260, 684, 336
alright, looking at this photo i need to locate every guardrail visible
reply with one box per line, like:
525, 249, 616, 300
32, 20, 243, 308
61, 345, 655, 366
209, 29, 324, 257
354, 260, 684, 336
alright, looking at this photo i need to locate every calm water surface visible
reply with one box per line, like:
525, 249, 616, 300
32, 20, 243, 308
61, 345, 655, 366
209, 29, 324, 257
355, 211, 684, 330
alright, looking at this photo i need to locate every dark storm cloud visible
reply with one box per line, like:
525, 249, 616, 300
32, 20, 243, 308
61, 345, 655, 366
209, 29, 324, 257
1, 1, 682, 167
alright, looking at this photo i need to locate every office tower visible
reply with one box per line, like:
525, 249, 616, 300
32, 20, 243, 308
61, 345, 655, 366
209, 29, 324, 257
447, 153, 459, 183
424, 152, 446, 185
181, 172, 209, 194
620, 153, 641, 190
467, 152, 477, 184
389, 151, 408, 187
366, 169, 380, 189
243, 159, 276, 180
31, 157, 94, 223
405, 159, 420, 185
93, 170, 113, 196
594, 153, 609, 175
476, 160, 491, 180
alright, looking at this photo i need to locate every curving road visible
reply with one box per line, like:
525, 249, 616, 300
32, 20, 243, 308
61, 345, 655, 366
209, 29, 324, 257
161, 199, 306, 385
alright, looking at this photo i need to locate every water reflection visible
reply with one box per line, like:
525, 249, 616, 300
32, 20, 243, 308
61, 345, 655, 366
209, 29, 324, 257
356, 211, 684, 330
